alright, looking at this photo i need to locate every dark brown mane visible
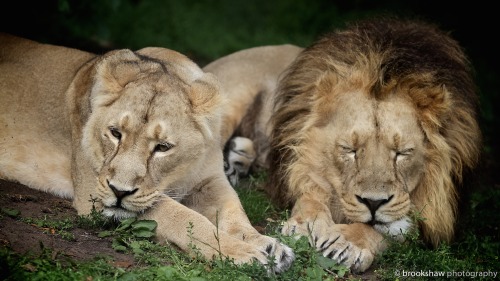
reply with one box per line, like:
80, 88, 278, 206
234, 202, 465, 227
266, 17, 481, 245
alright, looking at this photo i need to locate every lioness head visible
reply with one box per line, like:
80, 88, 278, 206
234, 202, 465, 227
268, 18, 481, 246
78, 48, 223, 219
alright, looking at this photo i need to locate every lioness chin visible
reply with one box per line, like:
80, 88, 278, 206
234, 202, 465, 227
0, 33, 294, 273
205, 17, 481, 273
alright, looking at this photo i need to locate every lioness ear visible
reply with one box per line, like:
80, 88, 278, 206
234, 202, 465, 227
188, 72, 223, 141
90, 49, 141, 107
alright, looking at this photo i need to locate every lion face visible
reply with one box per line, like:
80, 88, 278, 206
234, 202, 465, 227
80, 51, 222, 219
310, 90, 426, 236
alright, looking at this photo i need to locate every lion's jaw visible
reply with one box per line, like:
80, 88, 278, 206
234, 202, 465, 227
312, 90, 426, 238
80, 55, 223, 220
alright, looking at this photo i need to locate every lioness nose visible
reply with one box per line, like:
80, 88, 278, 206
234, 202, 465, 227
108, 182, 138, 200
356, 195, 393, 215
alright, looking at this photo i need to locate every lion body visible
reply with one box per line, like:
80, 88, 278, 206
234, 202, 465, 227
208, 18, 481, 272
0, 33, 293, 272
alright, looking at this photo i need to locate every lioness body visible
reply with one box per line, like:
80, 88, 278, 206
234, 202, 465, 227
0, 33, 293, 272
203, 44, 303, 170
208, 18, 481, 272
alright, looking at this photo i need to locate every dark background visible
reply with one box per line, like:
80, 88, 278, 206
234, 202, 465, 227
1, 0, 498, 227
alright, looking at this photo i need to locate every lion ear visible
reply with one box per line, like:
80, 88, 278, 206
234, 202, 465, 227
90, 49, 141, 107
188, 72, 223, 141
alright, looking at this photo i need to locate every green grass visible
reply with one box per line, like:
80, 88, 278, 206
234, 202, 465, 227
20, 216, 76, 241
1, 176, 499, 280
0, 173, 498, 281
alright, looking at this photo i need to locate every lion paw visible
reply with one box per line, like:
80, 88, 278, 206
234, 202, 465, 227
281, 218, 374, 273
317, 237, 374, 273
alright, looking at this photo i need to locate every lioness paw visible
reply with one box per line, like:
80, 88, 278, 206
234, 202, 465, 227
263, 240, 295, 273
246, 235, 295, 273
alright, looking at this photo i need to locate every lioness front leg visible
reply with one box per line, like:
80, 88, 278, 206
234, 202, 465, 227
140, 196, 278, 268
281, 194, 385, 273
186, 177, 294, 273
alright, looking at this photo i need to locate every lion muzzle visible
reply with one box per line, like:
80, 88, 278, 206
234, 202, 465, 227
355, 194, 394, 224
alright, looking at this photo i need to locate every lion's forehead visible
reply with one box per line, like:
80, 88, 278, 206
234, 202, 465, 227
330, 92, 423, 146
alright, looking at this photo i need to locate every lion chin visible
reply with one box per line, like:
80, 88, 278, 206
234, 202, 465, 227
372, 217, 412, 242
102, 207, 138, 220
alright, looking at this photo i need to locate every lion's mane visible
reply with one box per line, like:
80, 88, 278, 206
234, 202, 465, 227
267, 17, 481, 246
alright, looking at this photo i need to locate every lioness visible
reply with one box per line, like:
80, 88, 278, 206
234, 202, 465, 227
0, 33, 294, 273
206, 17, 481, 272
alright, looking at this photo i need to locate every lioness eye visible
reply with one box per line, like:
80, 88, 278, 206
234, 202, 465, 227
109, 127, 122, 140
154, 143, 173, 153
340, 145, 356, 155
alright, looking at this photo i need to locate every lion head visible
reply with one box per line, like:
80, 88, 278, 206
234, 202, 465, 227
267, 17, 482, 246
75, 48, 224, 219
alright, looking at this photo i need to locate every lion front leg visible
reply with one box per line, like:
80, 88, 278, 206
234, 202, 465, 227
185, 177, 295, 273
281, 194, 384, 273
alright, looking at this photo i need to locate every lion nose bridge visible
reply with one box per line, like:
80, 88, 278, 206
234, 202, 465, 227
355, 154, 395, 215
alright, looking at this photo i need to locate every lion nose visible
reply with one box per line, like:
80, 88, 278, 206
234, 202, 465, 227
356, 195, 393, 215
108, 181, 138, 201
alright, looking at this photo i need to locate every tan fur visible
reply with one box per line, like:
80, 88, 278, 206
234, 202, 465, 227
0, 33, 294, 273
203, 44, 303, 169
207, 17, 481, 273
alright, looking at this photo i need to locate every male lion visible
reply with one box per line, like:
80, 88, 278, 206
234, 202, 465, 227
206, 17, 482, 272
0, 33, 294, 273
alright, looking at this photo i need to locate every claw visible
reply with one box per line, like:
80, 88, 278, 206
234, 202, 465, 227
333, 243, 350, 263
320, 235, 339, 251
265, 244, 274, 255
326, 249, 336, 259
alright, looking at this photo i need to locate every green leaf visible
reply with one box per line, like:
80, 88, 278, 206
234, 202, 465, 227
113, 245, 128, 252
116, 217, 136, 231
131, 247, 144, 255
117, 272, 140, 281
1, 208, 20, 218
112, 238, 128, 252
337, 266, 347, 278
316, 254, 338, 269
189, 277, 206, 281
97, 230, 113, 238
305, 265, 323, 281
131, 220, 157, 231
131, 227, 155, 238
156, 266, 178, 278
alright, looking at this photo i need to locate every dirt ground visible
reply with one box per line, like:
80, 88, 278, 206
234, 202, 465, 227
0, 179, 135, 267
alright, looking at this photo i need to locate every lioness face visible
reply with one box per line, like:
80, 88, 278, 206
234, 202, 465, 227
316, 91, 426, 235
83, 71, 215, 219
